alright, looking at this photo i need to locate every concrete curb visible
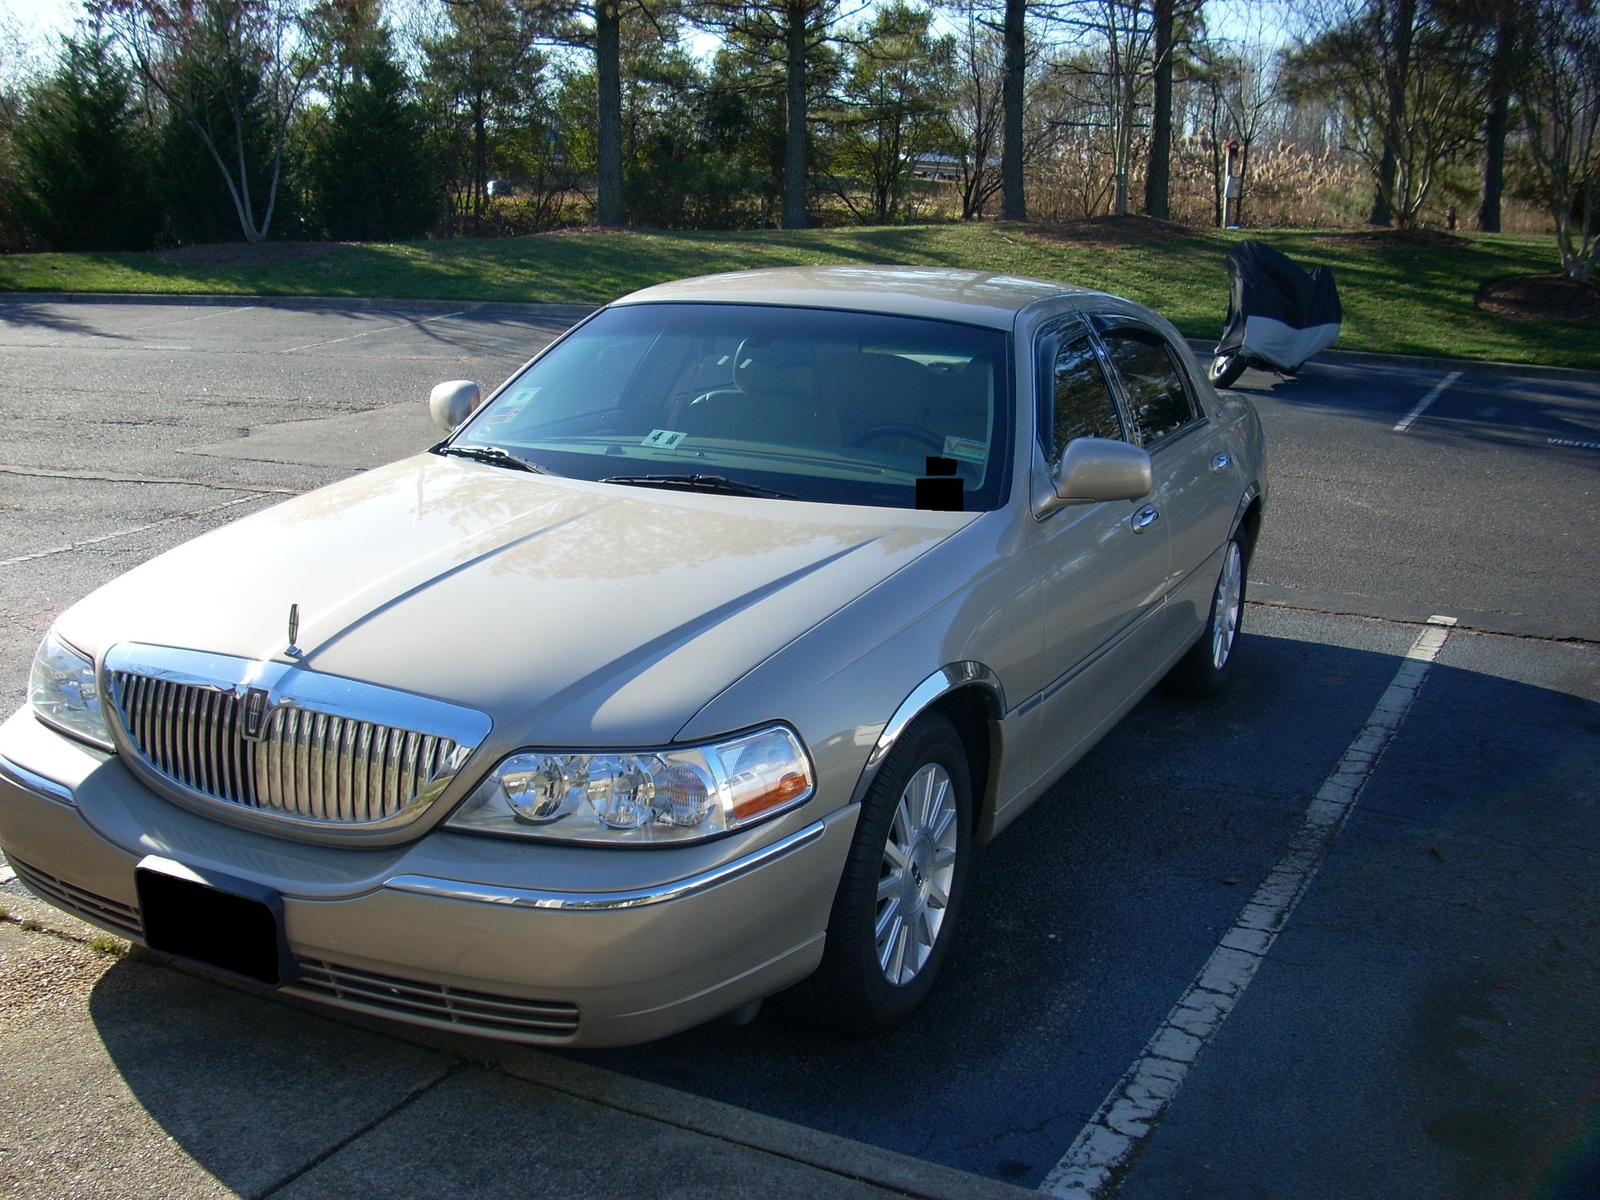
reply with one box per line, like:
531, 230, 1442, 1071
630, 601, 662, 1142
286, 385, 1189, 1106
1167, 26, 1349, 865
1, 293, 1591, 378
0, 290, 598, 321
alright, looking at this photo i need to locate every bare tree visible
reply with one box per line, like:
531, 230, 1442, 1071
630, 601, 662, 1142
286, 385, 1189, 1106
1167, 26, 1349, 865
941, 0, 1005, 218
1518, 0, 1600, 279
1285, 0, 1480, 228
1053, 0, 1157, 215
1474, 0, 1524, 231
101, 0, 328, 242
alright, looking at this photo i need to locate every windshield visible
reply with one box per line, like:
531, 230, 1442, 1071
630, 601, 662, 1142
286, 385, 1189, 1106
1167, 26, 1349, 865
449, 303, 1013, 510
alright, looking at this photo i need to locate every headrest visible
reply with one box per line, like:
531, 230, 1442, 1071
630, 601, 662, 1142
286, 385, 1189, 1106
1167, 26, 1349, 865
734, 338, 816, 392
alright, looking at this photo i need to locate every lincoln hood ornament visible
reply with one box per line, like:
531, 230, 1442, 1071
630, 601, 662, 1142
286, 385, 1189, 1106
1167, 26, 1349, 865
285, 603, 302, 659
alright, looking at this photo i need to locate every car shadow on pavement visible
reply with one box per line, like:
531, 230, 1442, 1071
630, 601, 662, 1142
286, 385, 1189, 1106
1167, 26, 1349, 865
76, 631, 1600, 1199
0, 300, 130, 339
569, 631, 1600, 1197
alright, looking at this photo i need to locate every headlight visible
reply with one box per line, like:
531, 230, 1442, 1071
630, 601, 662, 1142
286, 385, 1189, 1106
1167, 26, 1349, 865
447, 725, 814, 845
30, 629, 113, 751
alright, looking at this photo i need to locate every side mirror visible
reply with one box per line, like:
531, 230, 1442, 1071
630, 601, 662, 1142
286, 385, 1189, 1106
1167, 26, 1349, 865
429, 380, 482, 432
1038, 437, 1153, 516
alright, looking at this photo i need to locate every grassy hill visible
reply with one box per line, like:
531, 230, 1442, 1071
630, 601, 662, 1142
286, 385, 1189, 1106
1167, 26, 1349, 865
2, 222, 1592, 369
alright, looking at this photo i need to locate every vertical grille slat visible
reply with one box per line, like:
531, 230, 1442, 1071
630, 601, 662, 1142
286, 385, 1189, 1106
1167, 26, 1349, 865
353, 723, 373, 823
199, 689, 220, 797
181, 686, 200, 790
337, 719, 357, 821
111, 672, 465, 827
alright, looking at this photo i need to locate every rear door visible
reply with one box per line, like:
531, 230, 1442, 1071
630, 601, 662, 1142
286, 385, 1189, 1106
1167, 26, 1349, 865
1094, 317, 1244, 667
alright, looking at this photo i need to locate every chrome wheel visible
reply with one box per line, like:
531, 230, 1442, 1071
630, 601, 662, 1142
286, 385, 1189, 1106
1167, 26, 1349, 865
1211, 540, 1244, 670
875, 762, 959, 986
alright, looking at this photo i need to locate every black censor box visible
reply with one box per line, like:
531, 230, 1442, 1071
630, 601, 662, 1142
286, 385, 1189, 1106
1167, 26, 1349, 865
916, 456, 964, 512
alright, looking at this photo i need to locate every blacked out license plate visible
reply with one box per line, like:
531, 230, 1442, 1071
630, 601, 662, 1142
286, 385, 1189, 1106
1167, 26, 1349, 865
135, 859, 291, 987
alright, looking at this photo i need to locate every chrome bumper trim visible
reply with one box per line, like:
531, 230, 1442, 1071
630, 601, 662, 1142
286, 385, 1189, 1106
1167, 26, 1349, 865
0, 752, 76, 806
383, 820, 827, 912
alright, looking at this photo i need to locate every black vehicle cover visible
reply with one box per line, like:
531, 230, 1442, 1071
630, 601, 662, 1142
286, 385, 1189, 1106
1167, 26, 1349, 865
1216, 240, 1342, 371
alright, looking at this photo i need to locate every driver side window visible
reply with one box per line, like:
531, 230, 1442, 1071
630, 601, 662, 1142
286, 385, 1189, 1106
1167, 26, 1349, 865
1045, 331, 1125, 470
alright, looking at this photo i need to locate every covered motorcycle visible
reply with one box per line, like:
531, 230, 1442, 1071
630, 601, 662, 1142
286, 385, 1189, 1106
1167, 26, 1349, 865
1210, 240, 1342, 387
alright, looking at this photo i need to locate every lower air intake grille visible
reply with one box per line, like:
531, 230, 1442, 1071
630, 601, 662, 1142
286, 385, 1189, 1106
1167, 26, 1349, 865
291, 960, 580, 1039
6, 856, 142, 938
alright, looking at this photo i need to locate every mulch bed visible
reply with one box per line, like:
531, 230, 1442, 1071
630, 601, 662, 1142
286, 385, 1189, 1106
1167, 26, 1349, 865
153, 241, 350, 268
1476, 273, 1600, 323
1028, 215, 1197, 248
1314, 227, 1469, 250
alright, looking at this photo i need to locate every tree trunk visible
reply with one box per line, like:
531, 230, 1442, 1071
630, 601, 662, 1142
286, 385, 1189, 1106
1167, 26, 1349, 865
782, 0, 808, 229
473, 94, 488, 233
1477, 11, 1514, 232
1367, 157, 1393, 225
1000, 0, 1025, 221
1144, 0, 1173, 219
1369, 0, 1415, 226
595, 0, 624, 227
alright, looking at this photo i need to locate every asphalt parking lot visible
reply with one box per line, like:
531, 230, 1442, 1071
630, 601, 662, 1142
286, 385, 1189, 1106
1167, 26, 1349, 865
1, 299, 1596, 1200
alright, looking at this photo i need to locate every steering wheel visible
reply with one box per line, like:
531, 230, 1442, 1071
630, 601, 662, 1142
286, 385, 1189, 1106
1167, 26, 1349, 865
851, 423, 946, 452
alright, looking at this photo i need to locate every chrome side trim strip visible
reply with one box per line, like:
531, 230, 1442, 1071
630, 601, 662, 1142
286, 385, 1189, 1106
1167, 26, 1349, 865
383, 820, 827, 912
867, 662, 1006, 770
1015, 599, 1166, 718
0, 752, 76, 806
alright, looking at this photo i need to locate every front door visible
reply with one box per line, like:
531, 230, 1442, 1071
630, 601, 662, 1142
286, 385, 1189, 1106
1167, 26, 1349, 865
1028, 320, 1170, 785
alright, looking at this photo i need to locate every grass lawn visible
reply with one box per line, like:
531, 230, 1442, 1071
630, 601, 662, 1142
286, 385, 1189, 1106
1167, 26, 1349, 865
1, 223, 1593, 369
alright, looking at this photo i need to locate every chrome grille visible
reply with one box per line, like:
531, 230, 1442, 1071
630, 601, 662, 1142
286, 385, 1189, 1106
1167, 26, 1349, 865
291, 960, 580, 1039
7, 855, 142, 938
112, 672, 464, 825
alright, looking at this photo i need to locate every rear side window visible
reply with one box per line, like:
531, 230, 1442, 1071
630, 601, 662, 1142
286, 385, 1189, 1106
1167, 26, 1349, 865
1100, 327, 1200, 446
1045, 333, 1124, 469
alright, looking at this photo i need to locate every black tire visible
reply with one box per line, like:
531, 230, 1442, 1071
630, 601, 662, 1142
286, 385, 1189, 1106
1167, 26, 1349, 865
1209, 352, 1247, 389
801, 713, 973, 1034
1165, 537, 1247, 698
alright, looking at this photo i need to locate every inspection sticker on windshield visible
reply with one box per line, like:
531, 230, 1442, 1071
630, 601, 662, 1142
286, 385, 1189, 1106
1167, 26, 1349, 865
943, 436, 987, 464
642, 429, 687, 450
485, 404, 523, 425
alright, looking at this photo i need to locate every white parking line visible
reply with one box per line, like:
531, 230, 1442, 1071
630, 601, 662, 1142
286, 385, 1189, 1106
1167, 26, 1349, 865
1393, 371, 1462, 432
0, 496, 263, 567
280, 310, 466, 353
1040, 615, 1458, 1199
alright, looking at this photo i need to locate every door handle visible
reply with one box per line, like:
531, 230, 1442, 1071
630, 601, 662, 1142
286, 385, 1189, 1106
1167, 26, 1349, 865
1131, 505, 1160, 533
1211, 452, 1232, 473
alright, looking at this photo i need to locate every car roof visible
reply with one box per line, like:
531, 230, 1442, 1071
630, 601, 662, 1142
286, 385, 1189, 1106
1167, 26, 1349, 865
611, 266, 1109, 331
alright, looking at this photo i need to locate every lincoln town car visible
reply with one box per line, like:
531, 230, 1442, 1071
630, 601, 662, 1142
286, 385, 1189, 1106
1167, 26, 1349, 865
0, 268, 1265, 1046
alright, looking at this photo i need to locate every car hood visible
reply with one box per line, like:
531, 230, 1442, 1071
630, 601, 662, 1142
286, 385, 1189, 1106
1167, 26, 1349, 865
59, 455, 967, 746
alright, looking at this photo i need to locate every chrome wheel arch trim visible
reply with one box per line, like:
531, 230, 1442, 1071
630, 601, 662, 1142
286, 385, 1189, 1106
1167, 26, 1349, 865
850, 662, 1005, 809
383, 820, 826, 911
1229, 483, 1263, 547
867, 663, 1005, 770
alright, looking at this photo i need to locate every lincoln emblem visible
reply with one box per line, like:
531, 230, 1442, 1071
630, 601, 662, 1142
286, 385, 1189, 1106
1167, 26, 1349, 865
285, 603, 302, 659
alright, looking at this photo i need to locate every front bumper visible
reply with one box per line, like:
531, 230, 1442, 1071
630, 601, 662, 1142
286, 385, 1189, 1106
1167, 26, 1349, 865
0, 709, 852, 1047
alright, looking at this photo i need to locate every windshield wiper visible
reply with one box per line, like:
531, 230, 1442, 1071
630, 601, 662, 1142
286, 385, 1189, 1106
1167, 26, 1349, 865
598, 473, 797, 500
435, 444, 547, 474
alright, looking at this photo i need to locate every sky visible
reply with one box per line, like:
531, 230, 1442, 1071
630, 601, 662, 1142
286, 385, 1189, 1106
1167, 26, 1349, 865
0, 0, 1297, 86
